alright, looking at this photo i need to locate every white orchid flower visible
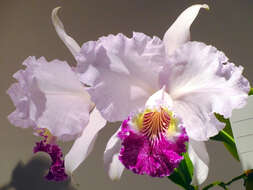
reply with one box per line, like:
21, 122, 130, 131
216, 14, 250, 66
66, 4, 249, 185
46, 4, 249, 185
7, 8, 107, 180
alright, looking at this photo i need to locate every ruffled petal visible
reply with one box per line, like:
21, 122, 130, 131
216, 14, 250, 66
52, 7, 81, 58
7, 56, 93, 141
160, 42, 250, 140
34, 59, 93, 141
64, 108, 106, 174
77, 32, 167, 121
7, 56, 46, 129
188, 139, 209, 185
104, 128, 124, 180
118, 118, 188, 177
163, 4, 209, 56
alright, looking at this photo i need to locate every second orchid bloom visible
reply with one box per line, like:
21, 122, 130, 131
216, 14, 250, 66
7, 4, 250, 186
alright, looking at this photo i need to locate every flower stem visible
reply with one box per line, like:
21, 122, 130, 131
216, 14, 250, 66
202, 173, 246, 190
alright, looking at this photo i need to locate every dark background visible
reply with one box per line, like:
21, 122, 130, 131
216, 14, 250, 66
0, 0, 252, 189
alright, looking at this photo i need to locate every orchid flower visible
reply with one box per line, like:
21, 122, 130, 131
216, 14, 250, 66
8, 6, 112, 182
7, 50, 106, 180
53, 4, 249, 185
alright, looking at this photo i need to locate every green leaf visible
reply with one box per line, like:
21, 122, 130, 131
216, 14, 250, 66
168, 169, 189, 189
211, 114, 239, 161
211, 130, 239, 161
168, 152, 196, 190
214, 113, 233, 137
249, 88, 253, 96
180, 152, 194, 184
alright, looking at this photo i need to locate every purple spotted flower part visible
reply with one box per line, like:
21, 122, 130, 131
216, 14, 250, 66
118, 108, 189, 177
33, 130, 68, 181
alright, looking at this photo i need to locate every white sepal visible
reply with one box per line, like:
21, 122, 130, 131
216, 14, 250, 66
52, 7, 81, 58
64, 108, 106, 174
163, 4, 209, 56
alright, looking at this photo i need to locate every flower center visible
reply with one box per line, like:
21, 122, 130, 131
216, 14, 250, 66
141, 108, 170, 141
132, 107, 178, 143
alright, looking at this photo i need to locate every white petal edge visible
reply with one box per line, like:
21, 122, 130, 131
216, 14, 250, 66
52, 7, 81, 58
163, 4, 209, 56
188, 139, 209, 185
64, 108, 106, 174
104, 128, 124, 180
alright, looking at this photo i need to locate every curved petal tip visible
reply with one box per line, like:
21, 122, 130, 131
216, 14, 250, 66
52, 6, 62, 14
163, 4, 210, 56
202, 4, 210, 10
51, 7, 80, 59
52, 7, 63, 30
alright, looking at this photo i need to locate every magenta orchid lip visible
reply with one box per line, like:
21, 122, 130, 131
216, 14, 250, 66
118, 107, 188, 177
33, 128, 68, 181
33, 140, 68, 181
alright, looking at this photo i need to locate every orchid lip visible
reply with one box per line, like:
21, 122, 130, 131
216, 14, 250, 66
33, 128, 68, 181
118, 106, 189, 177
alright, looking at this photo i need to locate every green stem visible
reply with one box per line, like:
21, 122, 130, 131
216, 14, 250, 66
203, 173, 246, 190
226, 173, 246, 186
